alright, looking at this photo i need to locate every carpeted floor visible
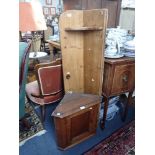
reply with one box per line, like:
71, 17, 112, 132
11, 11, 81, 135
84, 121, 135, 155
20, 100, 135, 155
19, 100, 46, 146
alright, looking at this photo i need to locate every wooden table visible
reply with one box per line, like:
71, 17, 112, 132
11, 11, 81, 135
100, 57, 135, 129
46, 40, 61, 60
46, 40, 61, 49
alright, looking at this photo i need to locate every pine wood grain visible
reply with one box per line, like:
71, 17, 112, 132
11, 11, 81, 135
59, 9, 108, 95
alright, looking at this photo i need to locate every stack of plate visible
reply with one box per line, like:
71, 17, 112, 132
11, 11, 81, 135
100, 96, 120, 121
123, 39, 135, 57
104, 52, 124, 58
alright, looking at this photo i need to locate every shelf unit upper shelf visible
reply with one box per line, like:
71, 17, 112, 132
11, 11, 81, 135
65, 27, 103, 31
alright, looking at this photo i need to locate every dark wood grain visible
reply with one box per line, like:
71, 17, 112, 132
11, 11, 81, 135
100, 96, 108, 129
101, 57, 135, 129
63, 0, 82, 10
62, 0, 122, 28
102, 0, 122, 27
102, 57, 135, 97
121, 91, 133, 121
87, 0, 102, 9
105, 57, 135, 65
52, 93, 100, 150
52, 93, 100, 118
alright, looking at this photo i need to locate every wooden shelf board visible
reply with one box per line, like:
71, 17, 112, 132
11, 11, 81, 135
65, 27, 103, 31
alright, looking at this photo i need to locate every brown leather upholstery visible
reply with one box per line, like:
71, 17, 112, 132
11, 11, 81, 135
26, 81, 64, 105
26, 59, 64, 121
38, 64, 63, 95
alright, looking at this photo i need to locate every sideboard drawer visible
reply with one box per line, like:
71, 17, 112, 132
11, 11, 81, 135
111, 64, 135, 95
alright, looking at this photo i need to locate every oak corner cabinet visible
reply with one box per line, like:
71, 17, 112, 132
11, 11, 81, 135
52, 93, 100, 150
100, 57, 135, 129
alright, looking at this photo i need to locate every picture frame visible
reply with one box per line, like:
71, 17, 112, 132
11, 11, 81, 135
43, 7, 50, 15
49, 7, 56, 15
46, 0, 52, 5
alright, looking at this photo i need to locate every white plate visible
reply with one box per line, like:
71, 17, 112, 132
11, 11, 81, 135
104, 54, 124, 58
124, 40, 135, 47
124, 53, 135, 57
123, 46, 135, 50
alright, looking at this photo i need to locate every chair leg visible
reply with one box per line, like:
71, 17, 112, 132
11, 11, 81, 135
22, 118, 31, 129
20, 114, 32, 131
41, 105, 46, 122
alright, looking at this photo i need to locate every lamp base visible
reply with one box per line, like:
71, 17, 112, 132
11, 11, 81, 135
29, 52, 47, 59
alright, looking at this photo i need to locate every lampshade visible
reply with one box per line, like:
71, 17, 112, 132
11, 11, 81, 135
19, 0, 47, 32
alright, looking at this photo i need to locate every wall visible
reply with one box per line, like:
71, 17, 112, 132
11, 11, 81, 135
40, 0, 58, 11
119, 0, 135, 32
119, 8, 135, 32
20, 0, 62, 15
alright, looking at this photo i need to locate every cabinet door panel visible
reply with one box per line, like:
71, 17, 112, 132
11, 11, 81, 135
67, 104, 99, 145
111, 64, 135, 95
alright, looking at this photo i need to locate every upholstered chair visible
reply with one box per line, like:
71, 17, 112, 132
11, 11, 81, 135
26, 59, 64, 121
19, 41, 31, 120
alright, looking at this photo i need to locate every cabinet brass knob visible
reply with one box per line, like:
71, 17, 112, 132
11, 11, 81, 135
66, 72, 71, 79
122, 75, 128, 82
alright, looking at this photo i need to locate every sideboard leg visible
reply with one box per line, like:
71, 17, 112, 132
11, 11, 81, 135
100, 96, 109, 129
122, 91, 133, 121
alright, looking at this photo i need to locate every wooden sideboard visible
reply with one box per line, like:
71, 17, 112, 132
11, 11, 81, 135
100, 57, 135, 129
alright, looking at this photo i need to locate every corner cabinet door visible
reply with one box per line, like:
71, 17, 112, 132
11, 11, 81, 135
111, 63, 135, 95
66, 104, 99, 146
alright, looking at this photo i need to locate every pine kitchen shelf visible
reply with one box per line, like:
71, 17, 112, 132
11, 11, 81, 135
59, 9, 108, 95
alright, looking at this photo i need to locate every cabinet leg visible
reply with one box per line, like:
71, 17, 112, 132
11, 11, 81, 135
100, 97, 108, 129
122, 91, 133, 121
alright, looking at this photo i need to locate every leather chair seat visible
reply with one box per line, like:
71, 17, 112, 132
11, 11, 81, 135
26, 80, 64, 105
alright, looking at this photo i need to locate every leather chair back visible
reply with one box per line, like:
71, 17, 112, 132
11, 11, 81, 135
35, 59, 63, 97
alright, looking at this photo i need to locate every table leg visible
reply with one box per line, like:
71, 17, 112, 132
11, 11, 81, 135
100, 96, 109, 129
48, 44, 54, 61
122, 91, 133, 121
53, 47, 58, 60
